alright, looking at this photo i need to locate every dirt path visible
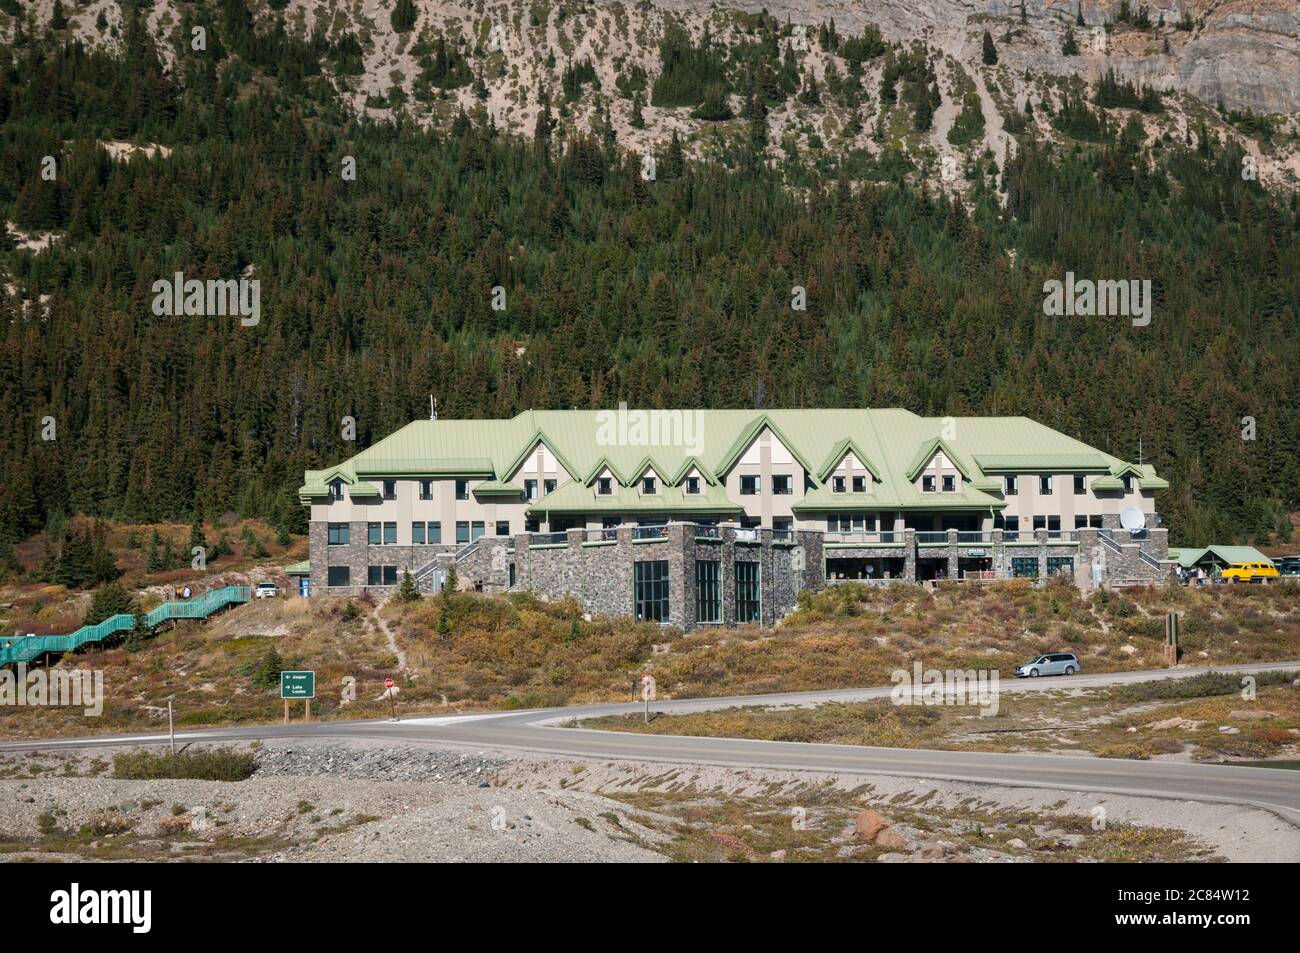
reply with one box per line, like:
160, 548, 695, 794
371, 607, 408, 674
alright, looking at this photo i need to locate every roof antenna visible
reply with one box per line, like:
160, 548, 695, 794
429, 396, 438, 421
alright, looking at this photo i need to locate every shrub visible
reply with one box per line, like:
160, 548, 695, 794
113, 747, 257, 781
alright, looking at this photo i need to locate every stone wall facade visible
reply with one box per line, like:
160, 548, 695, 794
307, 519, 1171, 619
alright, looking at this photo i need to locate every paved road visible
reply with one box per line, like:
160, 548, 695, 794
4, 661, 1300, 823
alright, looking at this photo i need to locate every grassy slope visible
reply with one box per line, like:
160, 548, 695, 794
3, 573, 1299, 739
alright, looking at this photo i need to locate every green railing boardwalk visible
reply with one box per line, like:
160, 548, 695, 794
0, 585, 251, 667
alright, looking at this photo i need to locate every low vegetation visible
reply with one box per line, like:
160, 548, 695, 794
112, 747, 257, 782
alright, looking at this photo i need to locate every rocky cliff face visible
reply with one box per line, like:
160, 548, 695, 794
653, 0, 1300, 114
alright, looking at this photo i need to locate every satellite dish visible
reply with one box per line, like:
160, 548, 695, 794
1120, 507, 1146, 532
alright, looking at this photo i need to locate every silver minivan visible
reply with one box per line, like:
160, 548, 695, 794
1014, 653, 1080, 677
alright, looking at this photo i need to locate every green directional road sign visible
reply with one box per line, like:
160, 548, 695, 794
280, 671, 316, 699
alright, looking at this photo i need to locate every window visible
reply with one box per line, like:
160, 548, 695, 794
455, 480, 469, 500
942, 475, 956, 492
1033, 515, 1061, 537
694, 560, 721, 624
412, 522, 425, 544
525, 518, 540, 533
327, 523, 349, 545
1047, 557, 1075, 577
368, 522, 381, 545
1011, 557, 1039, 579
496, 521, 510, 536
772, 475, 792, 495
1039, 475, 1053, 495
471, 521, 485, 541
601, 516, 620, 540
1004, 475, 1017, 495
922, 475, 936, 492
382, 480, 396, 500
456, 521, 470, 544
385, 522, 398, 544
832, 476, 846, 493
596, 477, 612, 495
524, 479, 538, 501
641, 477, 657, 495
740, 475, 760, 496
852, 475, 866, 493
684, 476, 700, 495
328, 479, 344, 501
773, 517, 793, 538
508, 564, 516, 588
1074, 516, 1087, 530
543, 479, 557, 496
1073, 474, 1086, 495
634, 560, 670, 622
1122, 474, 1134, 492
419, 479, 433, 500
326, 566, 350, 587
1089, 515, 1103, 528
736, 562, 761, 623
368, 565, 398, 586
428, 521, 442, 543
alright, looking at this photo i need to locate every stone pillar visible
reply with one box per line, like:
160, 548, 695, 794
1035, 528, 1049, 579
991, 528, 1004, 578
945, 529, 960, 580
667, 523, 689, 629
903, 528, 917, 581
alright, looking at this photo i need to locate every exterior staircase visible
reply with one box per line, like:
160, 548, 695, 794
0, 585, 251, 667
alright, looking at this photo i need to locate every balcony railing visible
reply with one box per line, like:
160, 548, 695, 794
824, 531, 900, 545
529, 531, 569, 546
632, 525, 668, 540
915, 531, 948, 544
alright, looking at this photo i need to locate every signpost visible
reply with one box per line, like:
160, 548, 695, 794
280, 671, 316, 722
641, 673, 653, 724
385, 677, 396, 721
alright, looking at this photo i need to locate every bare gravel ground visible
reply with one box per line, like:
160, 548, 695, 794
1, 738, 1295, 862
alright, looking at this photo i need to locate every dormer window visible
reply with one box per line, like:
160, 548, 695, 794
1122, 474, 1133, 492
772, 475, 792, 495
684, 476, 700, 495
922, 475, 936, 493
942, 475, 955, 492
597, 477, 613, 496
832, 476, 846, 493
641, 477, 657, 495
382, 480, 396, 500
740, 475, 759, 496
328, 479, 344, 501
852, 475, 866, 493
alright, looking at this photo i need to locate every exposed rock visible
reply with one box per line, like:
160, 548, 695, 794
1218, 726, 1241, 734
1227, 710, 1276, 721
877, 852, 908, 863
875, 828, 909, 850
854, 808, 890, 841
1006, 837, 1027, 849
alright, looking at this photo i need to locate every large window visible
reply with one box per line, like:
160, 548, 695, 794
852, 475, 866, 493
832, 476, 846, 493
368, 565, 398, 586
368, 522, 381, 545
327, 523, 349, 545
496, 521, 510, 536
736, 562, 761, 623
740, 475, 759, 495
525, 479, 538, 500
1011, 558, 1039, 578
942, 474, 956, 492
326, 566, 350, 587
456, 521, 470, 544
1047, 557, 1075, 577
771, 475, 792, 495
634, 560, 670, 622
922, 475, 936, 492
471, 521, 485, 541
694, 560, 721, 624
544, 479, 557, 495
383, 522, 397, 544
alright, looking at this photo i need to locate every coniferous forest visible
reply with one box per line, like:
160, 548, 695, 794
0, 5, 1297, 570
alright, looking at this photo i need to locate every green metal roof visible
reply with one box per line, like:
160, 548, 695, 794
528, 478, 742, 516
974, 452, 1110, 471
285, 561, 311, 575
301, 410, 1161, 510
1169, 545, 1274, 568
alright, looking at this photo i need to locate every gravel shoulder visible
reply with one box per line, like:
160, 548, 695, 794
3, 737, 1296, 862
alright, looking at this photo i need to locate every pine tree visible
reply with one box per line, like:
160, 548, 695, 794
443, 562, 459, 595
398, 569, 420, 601
630, 92, 645, 128
254, 646, 285, 690
982, 30, 999, 65
391, 0, 417, 33
83, 582, 137, 626
436, 608, 452, 640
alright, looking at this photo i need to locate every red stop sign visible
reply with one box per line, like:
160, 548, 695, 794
385, 678, 394, 689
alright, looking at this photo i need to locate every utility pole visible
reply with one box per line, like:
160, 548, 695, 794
167, 697, 175, 755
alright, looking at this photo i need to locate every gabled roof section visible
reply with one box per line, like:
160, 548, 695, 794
668, 456, 718, 486
715, 414, 816, 478
583, 456, 631, 487
628, 456, 667, 485
815, 438, 883, 483
905, 437, 973, 482
528, 478, 742, 516
473, 480, 524, 499
502, 432, 580, 484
